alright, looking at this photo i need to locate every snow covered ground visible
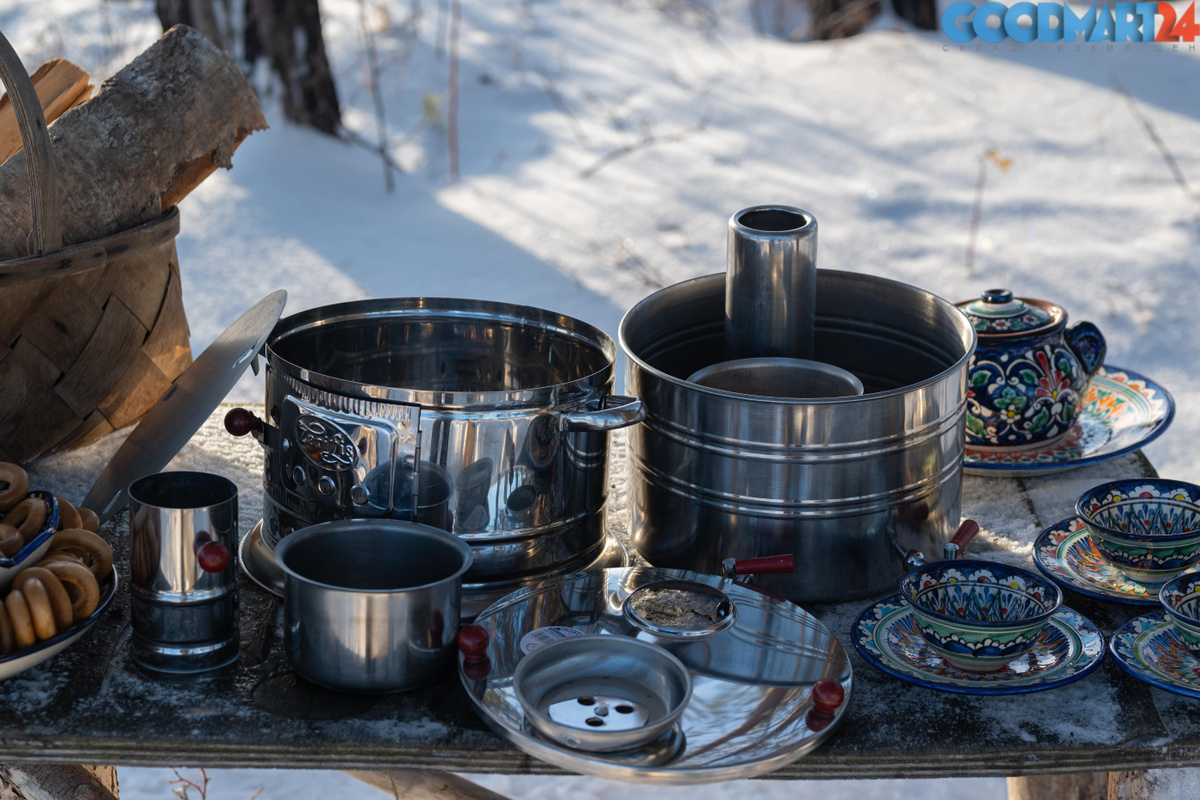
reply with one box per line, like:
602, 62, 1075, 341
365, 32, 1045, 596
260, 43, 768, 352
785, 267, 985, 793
1, 0, 1198, 796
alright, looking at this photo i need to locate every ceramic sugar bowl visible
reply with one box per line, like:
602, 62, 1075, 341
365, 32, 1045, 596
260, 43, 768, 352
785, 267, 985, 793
956, 289, 1106, 448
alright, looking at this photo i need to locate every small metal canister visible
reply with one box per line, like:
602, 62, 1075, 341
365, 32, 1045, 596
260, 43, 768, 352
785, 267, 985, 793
128, 471, 240, 673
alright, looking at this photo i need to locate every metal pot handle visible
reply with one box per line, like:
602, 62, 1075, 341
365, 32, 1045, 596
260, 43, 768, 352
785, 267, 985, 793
558, 395, 647, 433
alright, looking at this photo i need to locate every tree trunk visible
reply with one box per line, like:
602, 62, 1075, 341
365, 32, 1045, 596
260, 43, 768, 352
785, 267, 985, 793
892, 0, 939, 30
809, 0, 879, 40
243, 0, 341, 134
154, 0, 225, 47
155, 0, 341, 135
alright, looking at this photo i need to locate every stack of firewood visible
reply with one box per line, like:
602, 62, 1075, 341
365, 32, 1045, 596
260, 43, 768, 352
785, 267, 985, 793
0, 25, 267, 463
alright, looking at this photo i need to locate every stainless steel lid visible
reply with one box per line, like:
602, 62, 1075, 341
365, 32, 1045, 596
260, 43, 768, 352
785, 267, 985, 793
82, 290, 288, 523
687, 357, 864, 399
460, 567, 853, 783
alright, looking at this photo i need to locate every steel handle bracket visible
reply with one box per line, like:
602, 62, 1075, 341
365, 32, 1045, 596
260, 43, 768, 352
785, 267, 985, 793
558, 395, 646, 433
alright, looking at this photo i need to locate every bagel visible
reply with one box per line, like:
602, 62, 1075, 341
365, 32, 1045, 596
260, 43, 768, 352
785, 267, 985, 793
46, 529, 112, 581
0, 464, 28, 512
78, 507, 100, 533
14, 567, 73, 631
19, 578, 57, 641
55, 497, 82, 532
5, 590, 36, 649
41, 560, 99, 621
0, 523, 22, 558
2, 499, 46, 542
0, 599, 13, 655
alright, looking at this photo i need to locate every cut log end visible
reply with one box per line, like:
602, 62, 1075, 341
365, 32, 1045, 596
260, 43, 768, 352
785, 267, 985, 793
0, 24, 266, 260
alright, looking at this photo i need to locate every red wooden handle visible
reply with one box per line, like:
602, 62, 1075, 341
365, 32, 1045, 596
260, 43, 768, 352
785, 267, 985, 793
811, 679, 845, 715
732, 554, 795, 575
457, 625, 489, 660
224, 407, 263, 437
951, 519, 979, 551
196, 540, 230, 573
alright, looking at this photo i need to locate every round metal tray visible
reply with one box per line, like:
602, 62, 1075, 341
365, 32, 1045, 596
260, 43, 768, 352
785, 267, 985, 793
238, 521, 631, 619
460, 567, 853, 783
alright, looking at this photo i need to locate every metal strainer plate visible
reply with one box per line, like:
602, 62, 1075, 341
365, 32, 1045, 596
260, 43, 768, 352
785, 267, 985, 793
460, 567, 853, 784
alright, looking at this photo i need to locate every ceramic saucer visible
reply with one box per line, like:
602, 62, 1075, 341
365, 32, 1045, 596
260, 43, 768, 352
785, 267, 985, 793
852, 595, 1104, 694
964, 365, 1174, 477
1033, 517, 1198, 606
1110, 612, 1200, 699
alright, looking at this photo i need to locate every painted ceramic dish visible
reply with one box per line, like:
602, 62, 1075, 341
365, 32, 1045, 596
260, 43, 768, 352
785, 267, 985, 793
899, 559, 1061, 672
853, 595, 1104, 694
0, 567, 118, 681
1159, 574, 1200, 658
1076, 479, 1200, 585
964, 365, 1174, 477
956, 289, 1105, 448
1032, 517, 1196, 606
1109, 611, 1200, 699
0, 491, 61, 593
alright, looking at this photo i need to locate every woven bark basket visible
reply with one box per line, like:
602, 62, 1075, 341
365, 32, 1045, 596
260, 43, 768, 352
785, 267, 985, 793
0, 32, 191, 464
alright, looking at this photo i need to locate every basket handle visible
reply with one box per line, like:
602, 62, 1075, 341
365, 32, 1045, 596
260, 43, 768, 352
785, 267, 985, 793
0, 29, 62, 257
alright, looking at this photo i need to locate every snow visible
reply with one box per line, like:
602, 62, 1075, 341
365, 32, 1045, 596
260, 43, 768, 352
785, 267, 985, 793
2, 0, 1199, 796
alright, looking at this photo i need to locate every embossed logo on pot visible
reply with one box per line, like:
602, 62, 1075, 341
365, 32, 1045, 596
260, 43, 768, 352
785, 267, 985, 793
296, 416, 357, 470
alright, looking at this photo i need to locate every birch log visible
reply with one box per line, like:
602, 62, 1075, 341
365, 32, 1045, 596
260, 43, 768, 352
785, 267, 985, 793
0, 24, 266, 261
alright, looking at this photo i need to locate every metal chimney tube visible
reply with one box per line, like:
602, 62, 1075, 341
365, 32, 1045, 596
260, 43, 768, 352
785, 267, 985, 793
725, 205, 818, 361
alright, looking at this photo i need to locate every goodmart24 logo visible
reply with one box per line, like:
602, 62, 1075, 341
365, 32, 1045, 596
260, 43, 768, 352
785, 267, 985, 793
941, 2, 1199, 42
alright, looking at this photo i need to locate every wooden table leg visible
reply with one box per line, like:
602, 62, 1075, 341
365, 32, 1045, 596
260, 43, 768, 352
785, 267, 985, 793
344, 770, 512, 800
1007, 773, 1107, 799
0, 765, 118, 800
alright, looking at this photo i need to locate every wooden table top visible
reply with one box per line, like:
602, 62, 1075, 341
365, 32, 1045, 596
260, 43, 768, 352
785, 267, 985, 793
15, 408, 1186, 779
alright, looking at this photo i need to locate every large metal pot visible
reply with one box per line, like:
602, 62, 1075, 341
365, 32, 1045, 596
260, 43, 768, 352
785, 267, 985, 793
620, 271, 976, 604
250, 298, 644, 587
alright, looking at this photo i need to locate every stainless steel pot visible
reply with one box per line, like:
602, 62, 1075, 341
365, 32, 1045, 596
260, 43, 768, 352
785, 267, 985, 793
275, 519, 473, 692
239, 298, 644, 588
620, 270, 976, 604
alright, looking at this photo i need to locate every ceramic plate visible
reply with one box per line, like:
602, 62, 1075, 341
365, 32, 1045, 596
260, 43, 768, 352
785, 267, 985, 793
1033, 517, 1196, 606
0, 567, 118, 681
1109, 612, 1200, 699
964, 366, 1173, 477
853, 595, 1104, 694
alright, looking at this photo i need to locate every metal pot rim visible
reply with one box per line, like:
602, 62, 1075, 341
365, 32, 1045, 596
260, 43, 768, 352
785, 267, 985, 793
618, 271, 976, 405
274, 518, 475, 594
266, 297, 618, 408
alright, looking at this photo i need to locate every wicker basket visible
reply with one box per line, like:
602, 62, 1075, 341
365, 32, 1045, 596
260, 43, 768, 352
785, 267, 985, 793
0, 33, 191, 464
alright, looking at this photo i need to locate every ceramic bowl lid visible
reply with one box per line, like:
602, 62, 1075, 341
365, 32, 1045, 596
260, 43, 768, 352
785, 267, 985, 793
957, 288, 1058, 335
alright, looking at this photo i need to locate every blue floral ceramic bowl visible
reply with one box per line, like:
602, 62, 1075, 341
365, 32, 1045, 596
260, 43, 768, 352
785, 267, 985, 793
899, 559, 1062, 672
956, 289, 1105, 449
0, 491, 61, 593
1077, 479, 1200, 586
1160, 573, 1200, 659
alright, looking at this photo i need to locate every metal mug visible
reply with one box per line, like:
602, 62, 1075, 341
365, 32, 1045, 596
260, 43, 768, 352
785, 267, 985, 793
274, 519, 475, 692
128, 471, 239, 673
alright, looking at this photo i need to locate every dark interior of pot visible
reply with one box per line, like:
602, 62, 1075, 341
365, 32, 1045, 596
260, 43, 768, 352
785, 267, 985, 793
281, 526, 468, 590
272, 313, 610, 392
624, 272, 973, 394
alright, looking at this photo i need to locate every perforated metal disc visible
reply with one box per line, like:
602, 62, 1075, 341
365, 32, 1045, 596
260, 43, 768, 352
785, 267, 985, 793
460, 567, 853, 784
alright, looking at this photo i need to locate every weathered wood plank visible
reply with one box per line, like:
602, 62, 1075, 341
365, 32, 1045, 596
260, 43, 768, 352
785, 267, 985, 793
1008, 773, 1107, 800
344, 770, 512, 800
0, 765, 118, 800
